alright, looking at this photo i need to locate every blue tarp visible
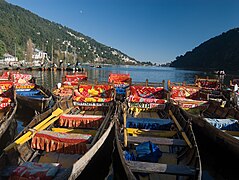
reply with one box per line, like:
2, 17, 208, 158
124, 150, 136, 161
205, 118, 239, 131
17, 90, 46, 99
27, 95, 45, 99
116, 87, 126, 95
126, 117, 172, 130
124, 141, 162, 163
17, 90, 40, 96
136, 141, 162, 163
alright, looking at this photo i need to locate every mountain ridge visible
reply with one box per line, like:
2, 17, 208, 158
0, 0, 139, 65
170, 28, 239, 71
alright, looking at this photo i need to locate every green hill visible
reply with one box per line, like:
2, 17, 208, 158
0, 0, 138, 65
170, 28, 239, 71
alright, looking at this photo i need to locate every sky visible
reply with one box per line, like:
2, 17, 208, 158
6, 0, 239, 64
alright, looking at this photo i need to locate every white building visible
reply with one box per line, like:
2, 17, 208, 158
0, 53, 18, 63
32, 48, 48, 60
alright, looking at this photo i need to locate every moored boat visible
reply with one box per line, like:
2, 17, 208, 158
112, 80, 202, 179
182, 100, 239, 160
9, 72, 55, 113
0, 95, 115, 179
73, 81, 115, 107
194, 76, 226, 102
168, 77, 228, 114
53, 72, 88, 100
62, 71, 88, 86
168, 80, 209, 111
108, 73, 131, 101
0, 80, 17, 153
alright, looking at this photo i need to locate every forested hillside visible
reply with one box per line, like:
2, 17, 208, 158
170, 28, 239, 71
0, 0, 138, 65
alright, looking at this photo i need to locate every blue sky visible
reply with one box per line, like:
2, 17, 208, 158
6, 0, 239, 63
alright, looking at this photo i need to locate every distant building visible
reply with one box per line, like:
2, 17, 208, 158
0, 53, 18, 63
32, 48, 48, 60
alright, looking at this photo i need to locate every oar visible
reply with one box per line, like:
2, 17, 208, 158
19, 108, 73, 144
169, 110, 193, 148
122, 104, 128, 147
4, 108, 63, 152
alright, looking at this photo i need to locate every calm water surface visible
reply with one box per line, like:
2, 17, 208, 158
1, 65, 237, 180
33, 65, 208, 90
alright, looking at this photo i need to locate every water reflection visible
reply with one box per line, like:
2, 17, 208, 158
0, 66, 206, 91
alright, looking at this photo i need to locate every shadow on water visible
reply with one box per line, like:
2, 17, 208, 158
15, 103, 36, 133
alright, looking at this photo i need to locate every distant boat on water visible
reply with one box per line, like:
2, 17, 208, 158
214, 70, 226, 75
89, 64, 102, 68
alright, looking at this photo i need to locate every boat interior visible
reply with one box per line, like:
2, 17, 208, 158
116, 102, 201, 179
0, 101, 112, 179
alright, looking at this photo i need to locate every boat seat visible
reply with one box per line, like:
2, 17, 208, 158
127, 128, 177, 138
8, 162, 61, 179
52, 127, 97, 136
126, 117, 173, 130
39, 152, 82, 168
127, 136, 186, 146
126, 161, 196, 176
31, 130, 92, 154
59, 114, 105, 128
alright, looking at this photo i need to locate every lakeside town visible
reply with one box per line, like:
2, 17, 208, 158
0, 48, 171, 71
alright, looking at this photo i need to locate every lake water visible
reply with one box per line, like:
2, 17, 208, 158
33, 65, 208, 90
2, 65, 237, 180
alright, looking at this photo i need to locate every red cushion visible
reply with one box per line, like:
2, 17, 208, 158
10, 162, 61, 180
31, 130, 91, 154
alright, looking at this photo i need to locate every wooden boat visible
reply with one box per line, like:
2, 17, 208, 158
0, 80, 17, 153
194, 76, 227, 102
73, 81, 115, 107
16, 84, 55, 113
182, 100, 239, 160
167, 78, 228, 113
62, 71, 88, 86
167, 80, 208, 111
108, 73, 131, 101
0, 95, 115, 179
9, 72, 55, 113
53, 72, 88, 100
112, 81, 201, 179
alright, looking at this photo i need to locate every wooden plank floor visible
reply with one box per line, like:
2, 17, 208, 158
39, 152, 82, 168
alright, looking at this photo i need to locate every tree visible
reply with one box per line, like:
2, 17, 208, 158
26, 38, 33, 62
0, 40, 6, 58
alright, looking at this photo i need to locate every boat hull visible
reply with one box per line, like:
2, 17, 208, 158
16, 84, 54, 113
0, 99, 115, 179
113, 103, 202, 180
183, 109, 239, 160
0, 86, 18, 153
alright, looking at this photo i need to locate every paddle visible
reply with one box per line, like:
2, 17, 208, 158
122, 103, 128, 147
4, 108, 63, 152
169, 110, 193, 148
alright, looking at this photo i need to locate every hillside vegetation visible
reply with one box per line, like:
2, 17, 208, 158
0, 0, 138, 65
170, 28, 239, 71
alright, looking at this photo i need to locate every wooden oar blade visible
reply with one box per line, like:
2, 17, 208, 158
52, 108, 64, 116
4, 108, 64, 152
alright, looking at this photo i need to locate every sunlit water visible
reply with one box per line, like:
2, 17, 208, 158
32, 65, 208, 90
1, 65, 236, 180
